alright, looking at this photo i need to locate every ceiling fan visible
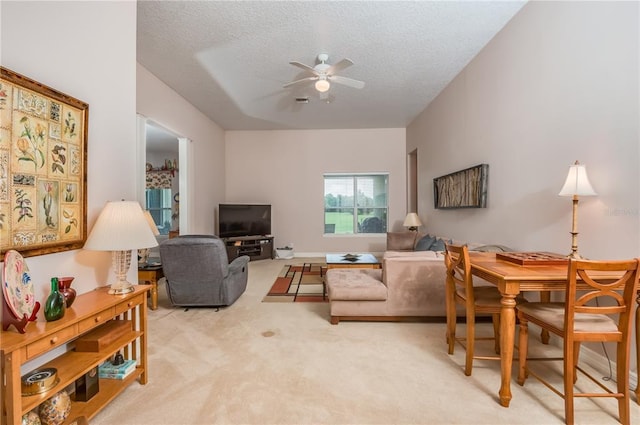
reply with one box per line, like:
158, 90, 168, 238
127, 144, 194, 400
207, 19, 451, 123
283, 53, 365, 98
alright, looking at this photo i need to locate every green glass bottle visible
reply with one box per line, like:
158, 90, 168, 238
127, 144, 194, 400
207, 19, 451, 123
44, 277, 66, 322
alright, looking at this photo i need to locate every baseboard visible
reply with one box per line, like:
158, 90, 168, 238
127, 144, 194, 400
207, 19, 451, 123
293, 252, 385, 258
292, 252, 328, 258
545, 334, 637, 389
580, 344, 638, 389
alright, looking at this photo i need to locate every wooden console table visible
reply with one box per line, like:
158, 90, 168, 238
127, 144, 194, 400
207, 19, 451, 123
1, 285, 149, 425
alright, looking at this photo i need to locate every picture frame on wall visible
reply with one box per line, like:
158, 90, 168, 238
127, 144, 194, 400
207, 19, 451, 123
0, 67, 88, 257
433, 163, 488, 209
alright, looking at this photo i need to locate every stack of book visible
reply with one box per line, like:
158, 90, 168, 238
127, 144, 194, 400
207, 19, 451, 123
98, 359, 137, 380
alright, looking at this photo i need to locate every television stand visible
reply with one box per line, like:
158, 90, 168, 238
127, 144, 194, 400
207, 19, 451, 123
223, 235, 274, 262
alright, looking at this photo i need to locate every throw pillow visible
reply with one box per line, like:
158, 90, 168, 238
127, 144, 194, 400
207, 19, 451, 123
429, 238, 446, 252
415, 234, 436, 251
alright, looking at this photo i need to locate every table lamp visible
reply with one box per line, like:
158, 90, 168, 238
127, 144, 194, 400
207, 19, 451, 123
558, 161, 596, 259
403, 213, 423, 231
84, 201, 159, 294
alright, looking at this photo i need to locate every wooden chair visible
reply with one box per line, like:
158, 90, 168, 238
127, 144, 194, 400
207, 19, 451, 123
445, 244, 525, 376
517, 258, 640, 425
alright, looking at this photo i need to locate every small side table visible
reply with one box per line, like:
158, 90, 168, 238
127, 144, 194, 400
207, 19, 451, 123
138, 264, 164, 310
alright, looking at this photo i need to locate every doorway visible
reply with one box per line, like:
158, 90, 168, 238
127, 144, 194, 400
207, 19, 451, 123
145, 122, 179, 235
407, 149, 418, 213
136, 115, 191, 237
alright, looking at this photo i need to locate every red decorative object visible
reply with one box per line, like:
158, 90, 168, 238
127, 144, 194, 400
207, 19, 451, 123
58, 277, 76, 308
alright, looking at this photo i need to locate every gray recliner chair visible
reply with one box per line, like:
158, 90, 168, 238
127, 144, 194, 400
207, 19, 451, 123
159, 235, 249, 307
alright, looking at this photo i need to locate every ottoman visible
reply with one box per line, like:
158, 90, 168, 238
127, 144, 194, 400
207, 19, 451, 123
325, 268, 387, 324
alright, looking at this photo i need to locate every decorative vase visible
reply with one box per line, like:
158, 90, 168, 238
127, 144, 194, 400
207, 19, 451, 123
44, 278, 65, 322
57, 277, 76, 308
38, 390, 71, 425
22, 410, 41, 425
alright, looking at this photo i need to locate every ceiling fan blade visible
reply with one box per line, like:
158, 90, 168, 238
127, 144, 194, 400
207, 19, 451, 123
328, 75, 365, 89
289, 61, 318, 74
283, 76, 317, 88
327, 58, 354, 74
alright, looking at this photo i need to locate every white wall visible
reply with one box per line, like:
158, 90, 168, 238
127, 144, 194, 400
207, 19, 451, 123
407, 1, 639, 261
225, 129, 406, 254
1, 1, 137, 298
137, 64, 226, 234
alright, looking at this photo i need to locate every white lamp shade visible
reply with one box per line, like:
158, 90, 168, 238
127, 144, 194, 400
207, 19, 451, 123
558, 161, 597, 197
143, 210, 160, 236
84, 201, 159, 251
403, 213, 423, 228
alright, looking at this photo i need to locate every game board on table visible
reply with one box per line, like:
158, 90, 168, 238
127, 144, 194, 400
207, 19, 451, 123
496, 252, 569, 266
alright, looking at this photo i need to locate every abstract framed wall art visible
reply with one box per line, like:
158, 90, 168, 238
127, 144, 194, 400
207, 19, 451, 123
0, 67, 88, 257
433, 164, 488, 209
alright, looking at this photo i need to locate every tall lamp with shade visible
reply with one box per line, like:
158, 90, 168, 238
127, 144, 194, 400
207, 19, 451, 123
403, 213, 423, 232
84, 201, 159, 295
558, 161, 597, 259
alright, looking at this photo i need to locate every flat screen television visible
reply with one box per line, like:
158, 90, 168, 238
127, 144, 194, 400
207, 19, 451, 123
218, 204, 271, 238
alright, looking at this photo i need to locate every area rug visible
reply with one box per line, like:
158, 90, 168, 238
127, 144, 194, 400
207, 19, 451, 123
263, 263, 327, 302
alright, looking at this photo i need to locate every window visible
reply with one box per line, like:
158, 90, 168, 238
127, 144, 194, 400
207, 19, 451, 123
324, 174, 388, 234
145, 188, 172, 235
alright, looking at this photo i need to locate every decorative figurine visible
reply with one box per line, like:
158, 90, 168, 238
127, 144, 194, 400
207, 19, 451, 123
112, 351, 125, 366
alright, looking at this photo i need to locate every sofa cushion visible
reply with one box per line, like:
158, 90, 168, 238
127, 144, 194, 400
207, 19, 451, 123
386, 232, 418, 251
326, 269, 387, 301
383, 250, 441, 260
471, 244, 514, 252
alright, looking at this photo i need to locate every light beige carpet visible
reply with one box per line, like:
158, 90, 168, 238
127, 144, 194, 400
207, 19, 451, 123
91, 258, 638, 425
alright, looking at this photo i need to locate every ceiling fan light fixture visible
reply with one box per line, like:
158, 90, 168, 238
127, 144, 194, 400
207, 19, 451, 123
315, 79, 330, 93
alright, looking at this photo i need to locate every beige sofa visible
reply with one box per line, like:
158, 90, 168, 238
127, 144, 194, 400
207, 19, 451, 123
385, 231, 448, 252
326, 250, 451, 324
385, 231, 427, 251
325, 232, 508, 324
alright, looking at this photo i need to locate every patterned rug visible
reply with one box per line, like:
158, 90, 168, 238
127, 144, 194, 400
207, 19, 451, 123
263, 263, 327, 302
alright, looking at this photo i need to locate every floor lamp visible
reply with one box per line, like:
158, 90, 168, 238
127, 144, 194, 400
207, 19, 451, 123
84, 201, 159, 294
558, 161, 596, 259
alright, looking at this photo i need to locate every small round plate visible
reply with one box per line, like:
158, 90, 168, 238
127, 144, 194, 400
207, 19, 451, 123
2, 250, 36, 319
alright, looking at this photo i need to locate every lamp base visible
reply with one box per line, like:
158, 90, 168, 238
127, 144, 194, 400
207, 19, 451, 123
108, 280, 135, 295
566, 251, 585, 260
108, 250, 135, 295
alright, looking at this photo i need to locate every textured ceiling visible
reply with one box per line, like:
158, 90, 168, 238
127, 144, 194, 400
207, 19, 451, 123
137, 1, 526, 131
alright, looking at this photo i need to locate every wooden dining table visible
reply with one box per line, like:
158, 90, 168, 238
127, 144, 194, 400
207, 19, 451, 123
467, 251, 638, 408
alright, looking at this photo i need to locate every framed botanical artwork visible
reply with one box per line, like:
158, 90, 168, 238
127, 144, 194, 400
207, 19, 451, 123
433, 163, 489, 209
0, 67, 88, 257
